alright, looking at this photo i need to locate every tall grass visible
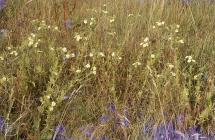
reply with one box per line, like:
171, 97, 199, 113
1, 0, 215, 139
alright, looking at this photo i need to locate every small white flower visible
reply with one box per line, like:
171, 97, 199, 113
10, 51, 18, 56
132, 62, 142, 67
111, 52, 116, 57
178, 39, 184, 44
175, 29, 179, 33
152, 26, 156, 29
98, 52, 105, 57
85, 63, 91, 68
89, 53, 93, 57
62, 47, 67, 52
128, 14, 134, 17
74, 34, 82, 42
150, 54, 155, 59
144, 37, 149, 42
176, 24, 180, 28
50, 47, 55, 51
110, 18, 115, 23
102, 10, 108, 14
38, 27, 41, 30
46, 95, 51, 99
31, 33, 36, 38
92, 66, 97, 75
0, 56, 4, 61
140, 42, 149, 48
76, 69, 81, 73
71, 53, 75, 58
49, 106, 54, 111
167, 63, 174, 69
65, 54, 70, 59
7, 47, 12, 50
171, 72, 176, 77
118, 57, 122, 60
1, 77, 7, 82
54, 26, 59, 31
84, 19, 88, 24
51, 101, 56, 107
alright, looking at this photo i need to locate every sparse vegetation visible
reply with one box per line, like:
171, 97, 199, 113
1, 0, 215, 139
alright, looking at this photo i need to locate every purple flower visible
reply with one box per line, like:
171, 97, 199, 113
0, 0, 6, 10
176, 114, 184, 124
99, 114, 109, 124
55, 124, 65, 134
85, 128, 94, 137
107, 102, 116, 112
0, 116, 5, 131
119, 117, 130, 127
100, 135, 108, 140
64, 19, 72, 29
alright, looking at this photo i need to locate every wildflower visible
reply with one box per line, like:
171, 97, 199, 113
92, 66, 97, 75
49, 106, 54, 111
176, 24, 180, 28
168, 37, 172, 41
118, 57, 122, 60
107, 102, 116, 112
0, 0, 6, 10
83, 19, 88, 24
54, 26, 59, 31
156, 21, 165, 26
128, 14, 134, 17
89, 53, 93, 57
71, 53, 75, 58
50, 47, 55, 51
102, 10, 108, 14
167, 63, 174, 69
176, 114, 184, 124
132, 62, 142, 68
175, 29, 179, 33
55, 124, 65, 134
0, 56, 4, 61
51, 102, 56, 107
65, 54, 70, 59
98, 52, 105, 57
30, 33, 36, 38
178, 39, 184, 44
10, 51, 18, 56
144, 37, 149, 42
100, 135, 109, 140
46, 95, 51, 99
185, 56, 195, 63
7, 47, 11, 50
62, 47, 67, 52
65, 19, 72, 29
74, 34, 82, 42
99, 114, 109, 124
140, 42, 149, 48
1, 77, 6, 82
150, 54, 155, 59
0, 116, 5, 132
0, 29, 9, 38
111, 52, 116, 57
75, 69, 81, 73
171, 72, 176, 77
119, 116, 130, 127
85, 63, 91, 68
110, 18, 115, 23
152, 26, 156, 29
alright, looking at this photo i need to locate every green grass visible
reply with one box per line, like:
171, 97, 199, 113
1, 0, 215, 139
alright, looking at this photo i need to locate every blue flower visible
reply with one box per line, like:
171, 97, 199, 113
176, 114, 184, 124
0, 116, 5, 132
107, 102, 116, 112
55, 124, 65, 134
99, 114, 109, 124
100, 135, 109, 140
65, 19, 72, 29
0, 0, 6, 10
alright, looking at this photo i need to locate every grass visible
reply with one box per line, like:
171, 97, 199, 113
1, 0, 215, 139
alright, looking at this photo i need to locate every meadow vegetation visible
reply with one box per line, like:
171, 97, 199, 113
1, 0, 215, 139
